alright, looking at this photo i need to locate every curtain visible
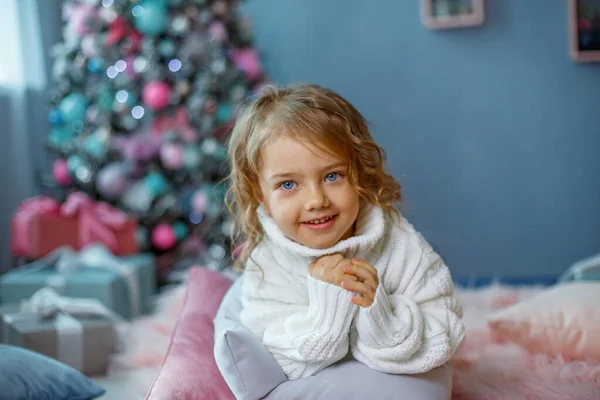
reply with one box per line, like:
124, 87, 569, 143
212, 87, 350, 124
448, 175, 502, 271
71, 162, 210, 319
0, 0, 62, 273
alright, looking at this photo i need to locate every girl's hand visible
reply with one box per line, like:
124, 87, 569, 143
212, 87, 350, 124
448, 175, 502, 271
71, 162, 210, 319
308, 254, 358, 287
342, 259, 379, 308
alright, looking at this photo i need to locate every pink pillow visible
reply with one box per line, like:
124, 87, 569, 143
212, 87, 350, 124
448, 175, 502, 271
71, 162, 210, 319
145, 267, 235, 400
487, 282, 600, 361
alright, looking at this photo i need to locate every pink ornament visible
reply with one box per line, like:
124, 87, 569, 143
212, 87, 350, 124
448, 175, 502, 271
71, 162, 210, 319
114, 133, 161, 162
52, 159, 72, 186
142, 81, 171, 110
208, 21, 228, 43
152, 223, 177, 250
160, 142, 184, 170
231, 48, 262, 81
192, 191, 209, 213
69, 6, 97, 37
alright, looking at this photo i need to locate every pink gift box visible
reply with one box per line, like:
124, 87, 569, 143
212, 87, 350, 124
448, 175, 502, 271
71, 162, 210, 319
11, 193, 138, 259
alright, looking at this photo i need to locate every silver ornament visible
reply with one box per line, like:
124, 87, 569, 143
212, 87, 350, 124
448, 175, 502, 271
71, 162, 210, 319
221, 221, 234, 237
209, 244, 226, 260
201, 138, 218, 155
75, 164, 93, 184
99, 6, 118, 23
210, 58, 227, 75
170, 15, 190, 35
230, 85, 247, 102
133, 56, 150, 73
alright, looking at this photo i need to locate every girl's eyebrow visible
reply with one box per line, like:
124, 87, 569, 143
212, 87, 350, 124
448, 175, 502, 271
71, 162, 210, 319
268, 163, 347, 181
269, 172, 298, 180
319, 162, 347, 172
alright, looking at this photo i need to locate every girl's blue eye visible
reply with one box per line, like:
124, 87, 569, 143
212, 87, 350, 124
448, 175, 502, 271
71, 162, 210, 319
281, 181, 296, 190
325, 173, 340, 182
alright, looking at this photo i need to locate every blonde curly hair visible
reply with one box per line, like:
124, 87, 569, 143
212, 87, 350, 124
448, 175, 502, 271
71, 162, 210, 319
225, 83, 402, 270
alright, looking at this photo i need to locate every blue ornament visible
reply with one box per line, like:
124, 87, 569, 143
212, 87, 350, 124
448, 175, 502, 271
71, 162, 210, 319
172, 222, 189, 241
49, 128, 74, 147
97, 87, 114, 112
133, 0, 168, 36
59, 93, 88, 124
215, 104, 232, 124
213, 144, 228, 162
183, 146, 203, 169
158, 40, 177, 58
48, 109, 63, 126
83, 135, 107, 158
144, 172, 169, 197
87, 58, 104, 73
179, 187, 195, 215
66, 154, 85, 174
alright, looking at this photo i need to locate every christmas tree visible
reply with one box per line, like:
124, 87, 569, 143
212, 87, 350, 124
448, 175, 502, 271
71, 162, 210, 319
45, 0, 264, 283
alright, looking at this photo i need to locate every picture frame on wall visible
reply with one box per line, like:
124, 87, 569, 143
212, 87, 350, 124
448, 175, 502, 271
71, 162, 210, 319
420, 0, 485, 29
568, 0, 600, 62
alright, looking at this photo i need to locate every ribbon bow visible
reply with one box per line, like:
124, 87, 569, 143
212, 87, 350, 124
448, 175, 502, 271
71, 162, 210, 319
21, 287, 125, 323
61, 192, 129, 254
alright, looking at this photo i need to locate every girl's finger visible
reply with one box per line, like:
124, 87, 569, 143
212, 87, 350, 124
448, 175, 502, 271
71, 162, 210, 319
344, 265, 378, 290
351, 259, 378, 277
351, 293, 374, 308
335, 258, 353, 271
341, 273, 358, 282
341, 280, 375, 299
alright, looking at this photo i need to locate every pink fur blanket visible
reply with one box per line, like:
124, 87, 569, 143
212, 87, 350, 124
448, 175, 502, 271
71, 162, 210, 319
107, 281, 600, 400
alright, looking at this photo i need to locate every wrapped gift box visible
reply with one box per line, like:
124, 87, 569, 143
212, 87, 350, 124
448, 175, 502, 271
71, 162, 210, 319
11, 192, 138, 259
0, 245, 156, 320
0, 304, 116, 376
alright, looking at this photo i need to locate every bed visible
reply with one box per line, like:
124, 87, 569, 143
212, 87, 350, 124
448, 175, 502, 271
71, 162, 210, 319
116, 266, 600, 400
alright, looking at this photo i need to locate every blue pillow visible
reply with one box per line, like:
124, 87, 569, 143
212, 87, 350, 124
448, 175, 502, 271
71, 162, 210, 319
0, 344, 106, 400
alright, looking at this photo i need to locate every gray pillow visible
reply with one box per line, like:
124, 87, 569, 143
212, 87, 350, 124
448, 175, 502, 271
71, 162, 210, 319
213, 277, 288, 400
266, 358, 453, 400
213, 277, 453, 400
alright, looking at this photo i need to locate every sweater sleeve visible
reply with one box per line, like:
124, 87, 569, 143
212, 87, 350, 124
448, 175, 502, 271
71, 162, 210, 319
240, 246, 358, 380
352, 229, 466, 374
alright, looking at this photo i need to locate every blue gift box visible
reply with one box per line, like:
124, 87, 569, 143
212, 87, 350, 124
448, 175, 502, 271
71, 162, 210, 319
0, 245, 156, 320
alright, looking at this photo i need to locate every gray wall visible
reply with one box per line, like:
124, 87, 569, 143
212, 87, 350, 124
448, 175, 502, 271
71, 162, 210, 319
0, 0, 62, 273
244, 0, 600, 279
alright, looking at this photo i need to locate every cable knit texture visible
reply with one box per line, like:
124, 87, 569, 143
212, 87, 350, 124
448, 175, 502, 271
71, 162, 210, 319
240, 205, 466, 380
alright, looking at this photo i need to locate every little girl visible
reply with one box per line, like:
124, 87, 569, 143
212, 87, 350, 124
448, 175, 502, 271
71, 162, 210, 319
225, 83, 465, 383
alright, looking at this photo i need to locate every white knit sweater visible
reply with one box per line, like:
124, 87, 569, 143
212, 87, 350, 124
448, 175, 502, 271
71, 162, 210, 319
240, 205, 466, 380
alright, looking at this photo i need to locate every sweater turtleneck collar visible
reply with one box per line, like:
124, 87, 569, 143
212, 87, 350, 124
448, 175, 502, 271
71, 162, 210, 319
257, 205, 386, 259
